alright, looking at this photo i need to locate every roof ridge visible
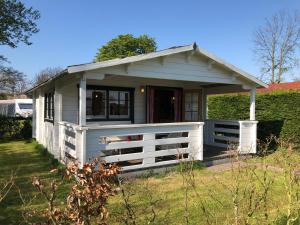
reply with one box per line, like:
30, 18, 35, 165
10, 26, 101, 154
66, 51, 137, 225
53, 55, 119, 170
68, 43, 194, 68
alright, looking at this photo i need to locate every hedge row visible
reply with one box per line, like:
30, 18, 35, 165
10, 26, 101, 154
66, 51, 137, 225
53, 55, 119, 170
0, 116, 32, 140
208, 91, 300, 144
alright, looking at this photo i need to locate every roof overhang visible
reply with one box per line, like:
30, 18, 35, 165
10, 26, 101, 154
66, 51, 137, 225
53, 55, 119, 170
26, 42, 267, 93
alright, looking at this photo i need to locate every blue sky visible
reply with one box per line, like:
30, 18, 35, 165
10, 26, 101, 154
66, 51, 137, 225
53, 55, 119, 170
1, 0, 300, 81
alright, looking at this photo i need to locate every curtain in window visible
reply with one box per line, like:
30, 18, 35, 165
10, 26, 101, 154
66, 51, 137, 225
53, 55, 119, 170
174, 89, 182, 122
146, 86, 155, 123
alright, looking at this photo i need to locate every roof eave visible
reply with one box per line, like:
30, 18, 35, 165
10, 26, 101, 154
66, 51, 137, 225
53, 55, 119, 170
25, 69, 68, 94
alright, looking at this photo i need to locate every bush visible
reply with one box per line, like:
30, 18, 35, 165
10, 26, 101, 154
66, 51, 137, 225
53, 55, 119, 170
208, 91, 300, 144
0, 115, 32, 140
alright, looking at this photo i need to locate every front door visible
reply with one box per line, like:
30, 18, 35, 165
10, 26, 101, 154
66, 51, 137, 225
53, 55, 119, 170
147, 86, 182, 123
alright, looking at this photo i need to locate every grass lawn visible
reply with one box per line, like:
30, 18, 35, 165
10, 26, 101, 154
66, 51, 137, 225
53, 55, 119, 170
0, 140, 298, 224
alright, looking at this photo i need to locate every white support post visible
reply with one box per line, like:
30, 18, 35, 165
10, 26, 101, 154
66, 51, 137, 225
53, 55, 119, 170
80, 130, 86, 167
55, 86, 63, 159
142, 133, 156, 166
190, 124, 203, 160
250, 88, 256, 121
32, 91, 36, 138
79, 74, 86, 126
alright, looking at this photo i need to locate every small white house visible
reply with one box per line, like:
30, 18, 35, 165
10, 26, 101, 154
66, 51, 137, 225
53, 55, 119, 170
27, 43, 267, 170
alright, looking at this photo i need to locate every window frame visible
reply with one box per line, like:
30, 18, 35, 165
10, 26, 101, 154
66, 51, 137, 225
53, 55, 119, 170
44, 92, 54, 122
183, 90, 202, 122
86, 85, 135, 123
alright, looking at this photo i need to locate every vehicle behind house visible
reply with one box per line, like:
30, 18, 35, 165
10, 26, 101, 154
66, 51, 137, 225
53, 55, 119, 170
0, 99, 33, 118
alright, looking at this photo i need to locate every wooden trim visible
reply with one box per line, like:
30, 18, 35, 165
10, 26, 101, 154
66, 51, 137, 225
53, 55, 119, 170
85, 85, 135, 123
145, 85, 183, 123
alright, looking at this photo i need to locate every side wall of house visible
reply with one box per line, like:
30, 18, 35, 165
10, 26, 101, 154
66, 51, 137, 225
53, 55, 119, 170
33, 85, 58, 158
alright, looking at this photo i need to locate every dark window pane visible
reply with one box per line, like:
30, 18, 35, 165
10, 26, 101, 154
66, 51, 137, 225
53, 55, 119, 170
92, 91, 106, 116
86, 90, 93, 115
109, 100, 119, 116
86, 90, 106, 118
119, 100, 129, 116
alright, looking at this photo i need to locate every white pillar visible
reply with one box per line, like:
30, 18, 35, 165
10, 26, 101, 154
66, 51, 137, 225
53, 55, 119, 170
79, 74, 86, 126
32, 91, 36, 138
250, 88, 256, 121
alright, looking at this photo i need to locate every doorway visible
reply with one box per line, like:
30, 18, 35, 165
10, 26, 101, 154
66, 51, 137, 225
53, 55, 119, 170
147, 86, 182, 123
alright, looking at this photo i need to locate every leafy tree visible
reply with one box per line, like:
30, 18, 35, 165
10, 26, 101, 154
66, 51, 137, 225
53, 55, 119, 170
0, 0, 40, 71
33, 67, 63, 85
253, 10, 300, 83
0, 0, 40, 48
94, 34, 157, 62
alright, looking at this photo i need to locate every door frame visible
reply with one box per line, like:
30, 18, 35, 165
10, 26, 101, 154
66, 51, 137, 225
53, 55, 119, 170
146, 85, 183, 123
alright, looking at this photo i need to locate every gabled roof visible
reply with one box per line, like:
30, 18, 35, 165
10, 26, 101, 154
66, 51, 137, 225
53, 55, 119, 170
67, 44, 196, 73
26, 42, 267, 93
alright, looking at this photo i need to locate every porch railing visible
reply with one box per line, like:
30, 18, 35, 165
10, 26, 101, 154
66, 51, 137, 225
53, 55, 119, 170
204, 119, 258, 154
85, 122, 204, 171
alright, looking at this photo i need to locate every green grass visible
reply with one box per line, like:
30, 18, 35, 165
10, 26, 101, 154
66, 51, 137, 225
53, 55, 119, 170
0, 140, 69, 224
0, 140, 298, 224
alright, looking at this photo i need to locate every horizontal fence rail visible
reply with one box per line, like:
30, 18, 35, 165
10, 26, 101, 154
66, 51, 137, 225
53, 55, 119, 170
85, 122, 204, 171
204, 119, 258, 154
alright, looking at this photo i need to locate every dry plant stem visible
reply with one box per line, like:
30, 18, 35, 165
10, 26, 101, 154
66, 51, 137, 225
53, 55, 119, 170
118, 177, 136, 225
178, 153, 196, 225
0, 170, 15, 203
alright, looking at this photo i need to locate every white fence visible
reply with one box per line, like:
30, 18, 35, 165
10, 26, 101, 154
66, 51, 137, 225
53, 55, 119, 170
85, 122, 204, 171
204, 119, 257, 154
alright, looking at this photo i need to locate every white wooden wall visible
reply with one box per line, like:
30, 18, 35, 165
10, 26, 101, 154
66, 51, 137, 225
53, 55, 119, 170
90, 53, 245, 85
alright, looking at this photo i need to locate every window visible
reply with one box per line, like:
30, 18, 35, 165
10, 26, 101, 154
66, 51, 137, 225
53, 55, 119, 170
44, 92, 54, 121
86, 86, 134, 121
184, 91, 201, 122
18, 103, 32, 110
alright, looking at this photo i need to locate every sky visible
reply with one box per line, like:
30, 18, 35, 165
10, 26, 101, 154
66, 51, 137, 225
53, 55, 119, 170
1, 0, 300, 81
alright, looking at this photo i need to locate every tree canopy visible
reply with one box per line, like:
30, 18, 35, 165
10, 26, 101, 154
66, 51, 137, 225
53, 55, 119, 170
94, 34, 157, 62
0, 0, 40, 49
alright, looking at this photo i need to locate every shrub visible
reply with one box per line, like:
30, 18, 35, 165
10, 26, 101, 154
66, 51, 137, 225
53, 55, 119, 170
208, 91, 300, 144
0, 116, 32, 140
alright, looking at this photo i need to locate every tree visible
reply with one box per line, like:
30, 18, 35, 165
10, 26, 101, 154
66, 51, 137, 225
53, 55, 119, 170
94, 34, 157, 62
0, 0, 40, 68
0, 67, 28, 95
33, 67, 63, 85
0, 0, 40, 48
253, 11, 300, 83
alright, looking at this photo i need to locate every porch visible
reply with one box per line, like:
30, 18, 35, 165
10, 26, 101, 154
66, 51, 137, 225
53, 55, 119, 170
58, 119, 257, 171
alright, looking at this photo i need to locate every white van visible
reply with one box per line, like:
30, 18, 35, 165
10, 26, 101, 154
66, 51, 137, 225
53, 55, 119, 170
0, 99, 33, 118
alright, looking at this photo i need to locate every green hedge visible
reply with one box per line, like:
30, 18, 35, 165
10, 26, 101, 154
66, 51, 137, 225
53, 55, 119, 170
208, 91, 300, 144
0, 116, 32, 140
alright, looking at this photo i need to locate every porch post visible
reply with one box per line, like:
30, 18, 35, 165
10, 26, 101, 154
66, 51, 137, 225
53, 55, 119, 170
32, 91, 36, 138
79, 74, 86, 126
250, 88, 256, 120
